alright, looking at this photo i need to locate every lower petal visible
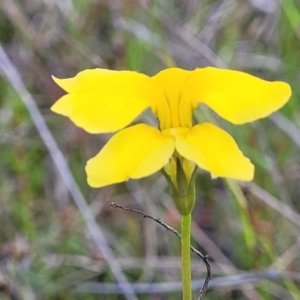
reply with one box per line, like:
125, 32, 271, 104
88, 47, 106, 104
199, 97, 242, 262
174, 123, 254, 181
86, 124, 175, 187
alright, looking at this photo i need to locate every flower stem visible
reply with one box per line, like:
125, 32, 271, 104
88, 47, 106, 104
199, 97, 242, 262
181, 213, 192, 300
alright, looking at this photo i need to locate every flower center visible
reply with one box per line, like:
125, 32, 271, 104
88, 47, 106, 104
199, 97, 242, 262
151, 68, 193, 130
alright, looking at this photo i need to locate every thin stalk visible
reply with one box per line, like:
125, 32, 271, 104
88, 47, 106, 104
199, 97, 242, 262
181, 213, 192, 300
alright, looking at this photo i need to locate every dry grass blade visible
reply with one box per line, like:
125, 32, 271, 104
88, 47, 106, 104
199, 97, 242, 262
74, 270, 300, 295
249, 183, 300, 227
271, 113, 300, 149
0, 44, 138, 300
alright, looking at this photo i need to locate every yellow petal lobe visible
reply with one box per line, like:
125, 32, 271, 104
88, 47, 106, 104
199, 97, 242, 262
174, 123, 254, 181
51, 69, 164, 133
183, 67, 291, 124
52, 69, 117, 93
86, 124, 175, 187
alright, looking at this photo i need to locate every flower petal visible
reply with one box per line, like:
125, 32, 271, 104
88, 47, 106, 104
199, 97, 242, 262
51, 69, 164, 133
174, 123, 254, 181
183, 67, 291, 124
86, 124, 175, 187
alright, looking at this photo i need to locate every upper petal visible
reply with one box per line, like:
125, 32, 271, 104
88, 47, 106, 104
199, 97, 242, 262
174, 123, 254, 181
86, 124, 175, 187
51, 69, 165, 133
182, 67, 291, 124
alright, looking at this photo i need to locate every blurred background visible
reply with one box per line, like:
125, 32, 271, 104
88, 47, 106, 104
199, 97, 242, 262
0, 0, 299, 299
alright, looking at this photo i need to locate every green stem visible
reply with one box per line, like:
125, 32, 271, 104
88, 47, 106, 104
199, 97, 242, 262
181, 213, 192, 300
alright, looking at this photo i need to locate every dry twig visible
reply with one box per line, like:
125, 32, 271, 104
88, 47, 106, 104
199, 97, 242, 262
109, 202, 211, 300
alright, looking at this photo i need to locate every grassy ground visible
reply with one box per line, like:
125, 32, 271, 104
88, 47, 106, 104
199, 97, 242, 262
0, 0, 300, 299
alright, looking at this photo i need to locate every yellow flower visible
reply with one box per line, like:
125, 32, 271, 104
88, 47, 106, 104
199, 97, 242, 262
51, 67, 291, 188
